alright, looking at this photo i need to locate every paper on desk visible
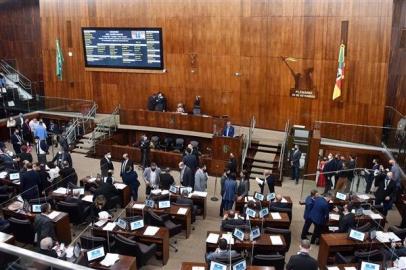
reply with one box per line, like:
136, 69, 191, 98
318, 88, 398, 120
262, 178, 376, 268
0, 172, 7, 178
133, 203, 145, 209
376, 231, 401, 243
144, 226, 159, 236
206, 233, 220, 244
281, 197, 288, 203
362, 209, 373, 216
329, 213, 340, 221
103, 222, 116, 231
177, 207, 188, 215
270, 212, 281, 220
221, 233, 234, 245
65, 246, 74, 258
328, 226, 339, 232
94, 220, 106, 227
270, 235, 283, 245
357, 194, 370, 200
255, 178, 264, 185
114, 183, 127, 190
369, 213, 383, 219
191, 191, 207, 197
88, 177, 96, 183
344, 267, 357, 270
47, 211, 61, 220
245, 196, 254, 202
53, 187, 67, 194
100, 253, 120, 267
327, 267, 340, 270
192, 267, 205, 270
81, 195, 93, 203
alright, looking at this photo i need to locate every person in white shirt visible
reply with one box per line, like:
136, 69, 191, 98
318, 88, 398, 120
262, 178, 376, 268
143, 162, 161, 195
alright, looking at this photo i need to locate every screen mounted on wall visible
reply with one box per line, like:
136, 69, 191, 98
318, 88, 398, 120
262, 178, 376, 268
81, 27, 164, 70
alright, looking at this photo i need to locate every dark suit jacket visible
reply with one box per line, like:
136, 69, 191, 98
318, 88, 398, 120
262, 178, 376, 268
227, 158, 237, 174
34, 214, 56, 242
309, 197, 330, 225
100, 157, 114, 177
93, 182, 119, 202
292, 150, 302, 168
122, 170, 140, 189
159, 173, 174, 190
39, 248, 58, 258
59, 167, 78, 187
286, 253, 318, 270
18, 152, 33, 163
303, 195, 315, 220
183, 154, 197, 172
221, 218, 249, 231
20, 170, 41, 200
11, 133, 22, 148
120, 159, 134, 176
223, 125, 235, 137
51, 152, 72, 168
375, 178, 396, 203
338, 212, 355, 233
237, 179, 249, 197
181, 166, 194, 188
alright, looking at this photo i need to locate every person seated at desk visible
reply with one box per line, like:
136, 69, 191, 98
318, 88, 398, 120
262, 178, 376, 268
194, 164, 208, 192
179, 162, 194, 190
20, 162, 42, 201
243, 200, 261, 217
176, 189, 198, 217
333, 203, 355, 233
90, 195, 107, 222
286, 239, 318, 270
270, 194, 289, 209
206, 238, 238, 264
176, 103, 185, 113
59, 161, 78, 188
34, 203, 56, 243
143, 162, 161, 195
100, 152, 114, 178
93, 177, 119, 210
39, 237, 58, 258
65, 189, 83, 206
159, 167, 174, 190
223, 121, 235, 137
52, 149, 72, 168
384, 237, 406, 260
221, 210, 248, 230
0, 142, 17, 170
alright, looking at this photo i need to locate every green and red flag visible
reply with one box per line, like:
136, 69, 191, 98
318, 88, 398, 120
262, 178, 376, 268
332, 43, 345, 100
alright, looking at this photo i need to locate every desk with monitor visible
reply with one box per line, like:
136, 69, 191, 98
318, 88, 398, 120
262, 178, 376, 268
181, 262, 276, 270
235, 196, 293, 213
169, 188, 208, 219
126, 201, 192, 239
227, 211, 290, 229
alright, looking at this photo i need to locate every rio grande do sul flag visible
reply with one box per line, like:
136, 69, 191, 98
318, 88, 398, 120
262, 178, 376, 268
56, 39, 64, 81
332, 44, 345, 100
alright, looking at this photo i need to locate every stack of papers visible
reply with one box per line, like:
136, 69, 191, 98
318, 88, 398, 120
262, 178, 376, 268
206, 233, 219, 244
270, 212, 281, 220
344, 267, 357, 270
191, 267, 205, 270
100, 253, 120, 267
270, 235, 283, 245
221, 233, 235, 245
357, 194, 370, 200
376, 231, 401, 243
177, 208, 188, 215
281, 197, 288, 203
114, 183, 126, 190
133, 203, 145, 209
144, 226, 160, 236
94, 220, 107, 227
0, 172, 7, 178
88, 177, 96, 183
244, 196, 254, 202
369, 213, 383, 219
53, 187, 67, 194
47, 211, 61, 220
81, 195, 93, 202
329, 213, 340, 221
327, 267, 340, 270
362, 209, 373, 216
191, 191, 207, 197
328, 226, 339, 232
103, 222, 116, 231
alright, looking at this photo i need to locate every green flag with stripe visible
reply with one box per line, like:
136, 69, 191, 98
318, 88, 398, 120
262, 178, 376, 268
56, 39, 64, 80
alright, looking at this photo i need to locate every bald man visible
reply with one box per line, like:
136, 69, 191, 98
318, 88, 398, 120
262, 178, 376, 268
286, 239, 317, 270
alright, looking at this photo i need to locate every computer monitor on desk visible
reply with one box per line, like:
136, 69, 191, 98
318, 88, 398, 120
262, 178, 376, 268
116, 218, 127, 230
158, 200, 170, 209
360, 261, 380, 270
130, 219, 144, 231
31, 204, 42, 213
210, 261, 227, 270
348, 229, 366, 242
86, 246, 105, 263
232, 259, 247, 270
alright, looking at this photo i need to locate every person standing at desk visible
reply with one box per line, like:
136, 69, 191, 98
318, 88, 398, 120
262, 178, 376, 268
179, 161, 194, 189
259, 170, 274, 194
322, 153, 335, 195
120, 153, 134, 180
227, 153, 237, 174
223, 121, 235, 137
309, 193, 332, 245
301, 189, 318, 240
375, 171, 396, 216
52, 149, 72, 168
34, 203, 56, 243
143, 162, 161, 195
100, 152, 114, 178
139, 135, 150, 169
20, 162, 41, 200
159, 168, 174, 190
154, 91, 167, 112
194, 164, 208, 192
291, 144, 302, 185
219, 169, 230, 217
236, 170, 250, 201
34, 121, 48, 141
286, 239, 318, 270
183, 147, 198, 173
122, 167, 139, 201
34, 136, 48, 165
222, 173, 237, 211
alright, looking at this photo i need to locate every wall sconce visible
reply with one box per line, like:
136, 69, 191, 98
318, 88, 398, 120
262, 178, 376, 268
234, 72, 241, 77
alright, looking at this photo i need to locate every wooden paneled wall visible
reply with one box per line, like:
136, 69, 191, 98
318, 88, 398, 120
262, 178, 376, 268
387, 0, 406, 122
0, 0, 43, 94
40, 0, 393, 143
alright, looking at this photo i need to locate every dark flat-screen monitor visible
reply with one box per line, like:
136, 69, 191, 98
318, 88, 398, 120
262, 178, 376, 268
82, 27, 164, 70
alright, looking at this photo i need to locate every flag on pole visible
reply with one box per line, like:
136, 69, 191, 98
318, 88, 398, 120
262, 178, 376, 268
332, 43, 345, 100
56, 39, 64, 80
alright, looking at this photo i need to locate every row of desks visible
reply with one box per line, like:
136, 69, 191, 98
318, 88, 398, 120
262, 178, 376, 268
181, 262, 275, 270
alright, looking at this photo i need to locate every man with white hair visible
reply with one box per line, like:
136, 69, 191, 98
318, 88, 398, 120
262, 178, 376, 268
39, 237, 58, 258
375, 171, 396, 215
286, 239, 318, 270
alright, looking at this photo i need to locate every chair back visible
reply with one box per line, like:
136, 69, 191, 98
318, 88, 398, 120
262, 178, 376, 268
80, 235, 108, 251
56, 201, 83, 224
29, 197, 54, 208
355, 222, 372, 232
145, 209, 164, 227
264, 227, 291, 252
354, 249, 382, 262
9, 217, 35, 245
114, 234, 138, 256
253, 254, 285, 270
214, 254, 243, 264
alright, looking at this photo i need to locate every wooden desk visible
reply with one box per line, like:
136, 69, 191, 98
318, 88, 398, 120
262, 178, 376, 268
120, 109, 227, 134
181, 262, 275, 270
331, 194, 375, 206
228, 211, 290, 229
0, 232, 16, 266
170, 192, 207, 219
88, 254, 137, 270
318, 233, 395, 269
235, 196, 293, 213
206, 231, 287, 254
326, 211, 385, 230
79, 176, 131, 208
126, 201, 192, 239
2, 207, 72, 244
92, 225, 169, 265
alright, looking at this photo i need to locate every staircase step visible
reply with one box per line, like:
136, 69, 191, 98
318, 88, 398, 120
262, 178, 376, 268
245, 157, 278, 164
250, 148, 279, 154
251, 142, 281, 149
83, 131, 107, 139
72, 148, 90, 154
250, 164, 277, 170
76, 142, 94, 149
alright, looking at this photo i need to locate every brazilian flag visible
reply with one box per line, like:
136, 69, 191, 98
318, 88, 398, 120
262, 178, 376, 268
56, 39, 64, 80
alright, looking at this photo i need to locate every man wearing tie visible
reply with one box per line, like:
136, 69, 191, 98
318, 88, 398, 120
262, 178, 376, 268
51, 149, 72, 168
100, 152, 114, 177
291, 145, 302, 185
222, 121, 235, 137
120, 153, 134, 180
375, 171, 396, 216
11, 129, 23, 154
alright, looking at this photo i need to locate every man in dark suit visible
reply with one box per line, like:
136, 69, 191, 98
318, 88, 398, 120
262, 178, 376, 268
375, 171, 396, 215
93, 177, 119, 210
291, 145, 302, 185
301, 189, 318, 239
322, 153, 335, 195
100, 152, 114, 177
337, 204, 355, 233
20, 162, 42, 201
227, 153, 237, 174
51, 150, 72, 168
259, 170, 274, 194
222, 121, 235, 137
33, 203, 56, 243
179, 162, 194, 189
16, 113, 24, 129
221, 210, 248, 231
39, 237, 58, 258
120, 153, 134, 180
183, 147, 197, 172
159, 167, 174, 190
366, 159, 380, 194
309, 193, 332, 244
11, 129, 23, 154
286, 239, 318, 270
34, 136, 48, 165
59, 161, 78, 188
122, 167, 140, 201
139, 135, 150, 169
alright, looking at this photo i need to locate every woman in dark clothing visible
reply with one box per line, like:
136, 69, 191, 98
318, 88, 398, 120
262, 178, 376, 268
237, 170, 250, 201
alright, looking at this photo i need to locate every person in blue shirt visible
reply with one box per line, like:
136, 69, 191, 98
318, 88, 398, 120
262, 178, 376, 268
222, 121, 235, 137
34, 121, 48, 140
300, 189, 318, 239
222, 173, 237, 211
309, 192, 332, 244
0, 74, 6, 88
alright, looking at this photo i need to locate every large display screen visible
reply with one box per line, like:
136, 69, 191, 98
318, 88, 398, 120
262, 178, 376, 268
81, 27, 164, 70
